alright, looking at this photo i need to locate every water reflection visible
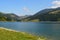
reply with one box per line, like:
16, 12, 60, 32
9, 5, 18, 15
0, 22, 60, 40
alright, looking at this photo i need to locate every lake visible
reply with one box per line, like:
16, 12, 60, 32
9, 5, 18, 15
0, 21, 60, 40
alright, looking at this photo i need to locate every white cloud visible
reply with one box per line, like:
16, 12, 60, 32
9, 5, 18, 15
22, 7, 33, 15
23, 7, 30, 12
52, 0, 60, 5
50, 0, 60, 8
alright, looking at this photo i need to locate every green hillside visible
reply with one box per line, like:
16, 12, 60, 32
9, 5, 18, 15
23, 7, 60, 21
0, 28, 40, 40
1, 7, 60, 22
0, 12, 21, 21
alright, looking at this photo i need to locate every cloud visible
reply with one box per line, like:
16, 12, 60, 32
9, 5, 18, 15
22, 7, 33, 15
50, 0, 60, 8
23, 7, 30, 12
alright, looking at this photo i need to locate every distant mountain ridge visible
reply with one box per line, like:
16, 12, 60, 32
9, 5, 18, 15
0, 12, 21, 21
0, 7, 60, 22
25, 7, 60, 21
0, 12, 32, 21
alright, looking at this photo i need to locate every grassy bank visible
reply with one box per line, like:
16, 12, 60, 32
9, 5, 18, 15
0, 27, 43, 40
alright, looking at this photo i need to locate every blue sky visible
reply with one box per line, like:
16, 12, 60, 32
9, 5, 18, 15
0, 0, 60, 16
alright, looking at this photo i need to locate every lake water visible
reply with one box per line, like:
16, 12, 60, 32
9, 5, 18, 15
0, 21, 60, 40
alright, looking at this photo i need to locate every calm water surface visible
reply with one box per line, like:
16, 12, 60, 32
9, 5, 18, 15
0, 21, 60, 40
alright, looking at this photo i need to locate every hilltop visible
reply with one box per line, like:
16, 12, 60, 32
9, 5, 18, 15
23, 7, 60, 22
1, 7, 60, 22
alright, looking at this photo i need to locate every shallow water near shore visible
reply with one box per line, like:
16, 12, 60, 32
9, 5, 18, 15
0, 21, 60, 40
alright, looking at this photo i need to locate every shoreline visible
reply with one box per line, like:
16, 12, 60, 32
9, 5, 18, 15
0, 27, 49, 40
0, 27, 38, 36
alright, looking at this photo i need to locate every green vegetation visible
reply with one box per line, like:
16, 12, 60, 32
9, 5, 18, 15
58, 18, 60, 21
0, 28, 39, 40
25, 7, 60, 21
30, 19, 40, 22
1, 7, 60, 21
0, 12, 21, 22
0, 16, 6, 21
21, 19, 29, 22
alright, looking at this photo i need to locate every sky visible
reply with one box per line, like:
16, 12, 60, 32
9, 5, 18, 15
0, 0, 60, 16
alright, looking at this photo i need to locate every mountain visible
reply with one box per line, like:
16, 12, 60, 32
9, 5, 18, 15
0, 12, 21, 21
4, 13, 21, 21
25, 7, 60, 21
0, 12, 31, 21
1, 7, 60, 22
